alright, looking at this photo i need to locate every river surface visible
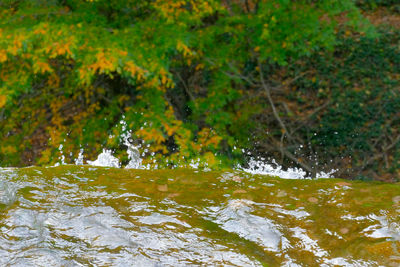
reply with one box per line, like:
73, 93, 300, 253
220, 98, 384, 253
0, 166, 399, 266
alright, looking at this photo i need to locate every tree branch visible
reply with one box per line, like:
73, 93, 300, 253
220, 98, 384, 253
259, 140, 316, 177
175, 72, 195, 102
361, 134, 400, 171
257, 58, 293, 140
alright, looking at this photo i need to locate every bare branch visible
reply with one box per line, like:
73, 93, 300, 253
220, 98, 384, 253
175, 72, 195, 102
361, 134, 400, 170
259, 141, 316, 177
257, 58, 293, 140
291, 100, 331, 133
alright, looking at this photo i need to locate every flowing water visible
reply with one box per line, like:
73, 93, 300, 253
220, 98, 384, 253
0, 166, 399, 266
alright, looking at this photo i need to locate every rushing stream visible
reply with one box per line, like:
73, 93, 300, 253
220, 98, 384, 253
0, 166, 399, 266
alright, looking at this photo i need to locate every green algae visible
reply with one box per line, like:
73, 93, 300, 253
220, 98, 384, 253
0, 166, 399, 266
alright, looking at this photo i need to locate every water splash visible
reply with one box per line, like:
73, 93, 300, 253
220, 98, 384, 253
78, 117, 336, 178
74, 149, 84, 165
238, 157, 336, 179
84, 148, 336, 179
120, 118, 142, 169
84, 117, 143, 169
54, 144, 66, 167
87, 149, 120, 168
125, 146, 142, 169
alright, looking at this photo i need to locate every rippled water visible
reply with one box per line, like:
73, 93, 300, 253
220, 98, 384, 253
0, 166, 399, 266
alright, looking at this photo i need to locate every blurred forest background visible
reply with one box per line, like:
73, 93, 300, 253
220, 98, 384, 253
0, 0, 399, 181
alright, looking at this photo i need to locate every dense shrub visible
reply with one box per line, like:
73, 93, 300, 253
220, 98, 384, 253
357, 0, 400, 12
251, 30, 400, 180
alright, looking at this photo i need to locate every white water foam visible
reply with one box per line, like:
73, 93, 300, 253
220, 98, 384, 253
84, 117, 143, 169
120, 118, 142, 169
84, 147, 336, 179
87, 149, 120, 168
69, 117, 336, 178
238, 158, 336, 179
74, 149, 84, 166
53, 144, 66, 167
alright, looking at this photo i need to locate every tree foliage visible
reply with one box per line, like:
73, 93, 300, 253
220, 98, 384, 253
1, 0, 398, 180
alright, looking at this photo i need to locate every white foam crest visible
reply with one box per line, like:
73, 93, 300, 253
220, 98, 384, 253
125, 146, 142, 169
189, 158, 200, 169
73, 120, 337, 176
120, 118, 143, 169
83, 117, 144, 169
87, 149, 120, 168
74, 149, 84, 165
239, 157, 336, 179
316, 169, 337, 179
54, 144, 66, 167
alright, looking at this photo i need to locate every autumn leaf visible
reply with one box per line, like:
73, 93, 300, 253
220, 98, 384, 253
0, 95, 6, 108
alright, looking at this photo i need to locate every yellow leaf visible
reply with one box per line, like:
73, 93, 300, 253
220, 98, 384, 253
34, 61, 52, 74
0, 95, 6, 108
0, 50, 7, 63
1, 145, 17, 154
